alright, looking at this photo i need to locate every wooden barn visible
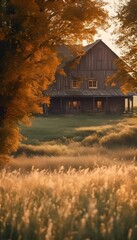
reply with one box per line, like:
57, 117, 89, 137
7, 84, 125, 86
44, 40, 133, 114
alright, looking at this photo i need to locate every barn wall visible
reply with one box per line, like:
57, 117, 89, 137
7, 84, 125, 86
108, 97, 125, 113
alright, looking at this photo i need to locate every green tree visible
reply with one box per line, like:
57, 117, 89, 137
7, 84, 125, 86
0, 0, 108, 158
109, 0, 137, 93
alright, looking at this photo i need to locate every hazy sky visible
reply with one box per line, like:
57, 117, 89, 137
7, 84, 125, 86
94, 0, 121, 55
82, 0, 122, 55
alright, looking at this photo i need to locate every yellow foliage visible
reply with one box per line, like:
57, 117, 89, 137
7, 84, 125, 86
0, 120, 22, 155
0, 0, 108, 156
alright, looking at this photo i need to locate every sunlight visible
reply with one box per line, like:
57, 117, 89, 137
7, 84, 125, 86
1, 165, 137, 239
75, 125, 112, 132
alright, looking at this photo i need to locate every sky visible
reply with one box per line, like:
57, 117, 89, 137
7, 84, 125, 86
94, 0, 120, 55
82, 0, 121, 55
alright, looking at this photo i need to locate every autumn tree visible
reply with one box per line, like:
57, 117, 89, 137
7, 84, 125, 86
0, 0, 108, 158
109, 0, 137, 93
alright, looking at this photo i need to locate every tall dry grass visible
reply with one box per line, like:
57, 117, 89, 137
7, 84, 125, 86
1, 116, 137, 239
8, 144, 137, 172
0, 166, 137, 240
10, 122, 137, 171
16, 120, 137, 156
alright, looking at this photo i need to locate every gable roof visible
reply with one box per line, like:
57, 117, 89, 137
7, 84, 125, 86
56, 39, 119, 69
84, 39, 102, 52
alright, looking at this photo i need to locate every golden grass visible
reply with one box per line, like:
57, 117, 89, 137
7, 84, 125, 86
0, 166, 137, 239
7, 143, 137, 172
1, 115, 137, 239
10, 120, 137, 171
75, 124, 113, 132
12, 118, 137, 159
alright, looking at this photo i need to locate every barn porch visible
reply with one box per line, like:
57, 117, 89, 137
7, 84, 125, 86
44, 97, 134, 115
44, 89, 133, 114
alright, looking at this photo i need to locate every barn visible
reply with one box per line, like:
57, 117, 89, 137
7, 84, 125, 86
44, 40, 133, 114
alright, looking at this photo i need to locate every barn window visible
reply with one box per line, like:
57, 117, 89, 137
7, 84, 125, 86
69, 101, 80, 109
97, 100, 102, 109
72, 79, 79, 88
89, 80, 97, 89
72, 76, 82, 88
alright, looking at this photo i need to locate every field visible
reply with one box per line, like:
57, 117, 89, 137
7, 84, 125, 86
1, 114, 137, 239
20, 114, 127, 144
11, 114, 137, 171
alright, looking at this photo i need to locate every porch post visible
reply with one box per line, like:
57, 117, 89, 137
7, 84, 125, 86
60, 97, 63, 113
106, 97, 109, 113
43, 104, 48, 115
128, 98, 130, 112
93, 97, 95, 112
131, 96, 133, 113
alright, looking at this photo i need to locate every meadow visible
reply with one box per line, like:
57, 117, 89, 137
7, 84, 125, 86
11, 114, 137, 171
1, 114, 137, 239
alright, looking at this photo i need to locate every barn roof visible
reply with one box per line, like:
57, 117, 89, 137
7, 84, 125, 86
45, 88, 131, 97
56, 39, 105, 69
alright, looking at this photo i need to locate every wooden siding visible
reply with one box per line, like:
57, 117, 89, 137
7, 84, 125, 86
52, 41, 118, 92
108, 97, 125, 113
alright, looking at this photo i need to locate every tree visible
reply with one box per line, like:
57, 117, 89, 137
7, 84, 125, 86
109, 0, 137, 93
0, 0, 108, 157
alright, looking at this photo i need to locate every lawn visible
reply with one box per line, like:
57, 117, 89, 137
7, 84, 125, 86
21, 114, 127, 144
